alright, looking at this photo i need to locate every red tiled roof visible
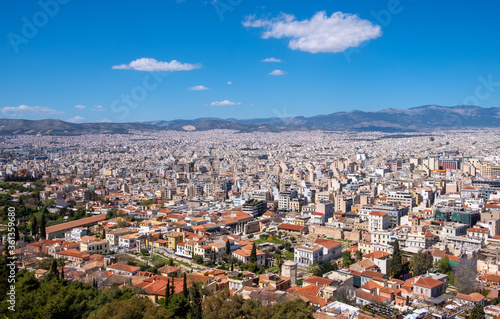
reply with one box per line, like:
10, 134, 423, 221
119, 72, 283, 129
303, 276, 335, 286
46, 214, 107, 234
314, 238, 341, 249
456, 292, 484, 302
363, 251, 390, 259
414, 276, 443, 289
361, 280, 383, 290
107, 263, 140, 273
480, 274, 500, 283
277, 223, 305, 231
370, 211, 388, 217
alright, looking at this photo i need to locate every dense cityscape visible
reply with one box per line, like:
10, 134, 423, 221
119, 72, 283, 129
2, 0, 500, 318
0, 128, 500, 318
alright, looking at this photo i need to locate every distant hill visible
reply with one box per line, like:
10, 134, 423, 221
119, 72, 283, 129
1, 105, 499, 135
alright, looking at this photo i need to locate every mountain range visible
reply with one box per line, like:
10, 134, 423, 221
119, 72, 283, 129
1, 105, 499, 135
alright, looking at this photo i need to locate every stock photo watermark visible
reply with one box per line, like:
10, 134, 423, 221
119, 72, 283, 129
444, 74, 500, 128
110, 72, 169, 121
463, 74, 500, 106
7, 0, 70, 54
344, 0, 410, 63
6, 206, 17, 312
273, 107, 297, 125
212, 0, 242, 22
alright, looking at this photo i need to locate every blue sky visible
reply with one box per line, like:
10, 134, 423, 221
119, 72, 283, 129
1, 0, 500, 123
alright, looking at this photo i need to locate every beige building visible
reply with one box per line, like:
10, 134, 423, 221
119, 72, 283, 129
80, 238, 109, 254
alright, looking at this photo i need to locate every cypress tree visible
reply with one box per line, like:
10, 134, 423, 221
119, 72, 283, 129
388, 239, 403, 279
250, 242, 257, 264
183, 273, 188, 298
170, 277, 175, 296
225, 239, 231, 255
31, 216, 38, 237
50, 259, 59, 278
40, 212, 47, 239
165, 278, 171, 306
60, 264, 64, 280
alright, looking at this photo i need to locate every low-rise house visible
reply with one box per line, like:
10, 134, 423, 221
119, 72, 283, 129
158, 265, 181, 277
456, 292, 486, 306
232, 245, 266, 266
106, 263, 140, 276
118, 233, 141, 248
294, 239, 342, 269
55, 248, 90, 262
167, 231, 184, 250
106, 228, 134, 246
277, 223, 308, 235
467, 226, 489, 244
65, 227, 87, 241
413, 276, 445, 298
80, 237, 110, 254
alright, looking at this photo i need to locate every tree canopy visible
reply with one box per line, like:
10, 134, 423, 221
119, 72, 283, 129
388, 240, 403, 278
410, 250, 433, 276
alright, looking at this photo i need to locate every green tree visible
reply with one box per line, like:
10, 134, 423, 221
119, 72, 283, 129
88, 295, 169, 319
250, 242, 257, 264
225, 239, 231, 255
469, 303, 485, 319
435, 256, 452, 274
314, 261, 338, 277
410, 250, 433, 276
202, 290, 244, 319
355, 250, 363, 262
275, 251, 284, 274
1, 270, 139, 318
165, 278, 171, 306
40, 212, 46, 239
169, 277, 175, 297
167, 257, 175, 266
44, 199, 56, 207
388, 239, 403, 278
342, 251, 353, 268
189, 281, 204, 319
106, 209, 117, 219
183, 273, 188, 298
193, 255, 203, 264
47, 259, 59, 280
31, 216, 38, 237
271, 298, 315, 319
167, 293, 190, 318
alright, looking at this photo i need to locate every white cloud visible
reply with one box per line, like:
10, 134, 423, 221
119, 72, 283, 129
92, 105, 106, 111
262, 57, 282, 62
243, 11, 382, 53
1, 105, 64, 116
209, 100, 241, 106
227, 81, 232, 85
67, 116, 84, 123
74, 104, 86, 109
269, 69, 286, 76
112, 58, 202, 72
97, 118, 112, 123
188, 85, 210, 91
